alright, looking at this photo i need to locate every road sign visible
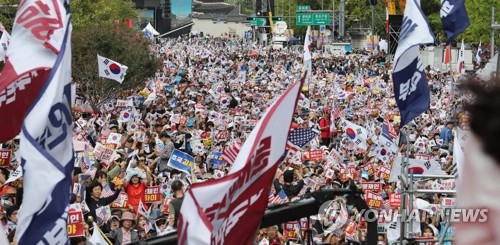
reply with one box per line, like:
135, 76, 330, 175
319, 25, 326, 33
250, 17, 266, 27
296, 5, 311, 12
274, 21, 288, 34
296, 13, 331, 26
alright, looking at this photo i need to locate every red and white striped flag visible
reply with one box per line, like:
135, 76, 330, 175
268, 189, 289, 205
221, 141, 240, 165
100, 184, 115, 198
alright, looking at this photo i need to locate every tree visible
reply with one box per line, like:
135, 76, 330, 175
70, 0, 138, 31
0, 0, 17, 31
70, 0, 161, 105
72, 22, 161, 105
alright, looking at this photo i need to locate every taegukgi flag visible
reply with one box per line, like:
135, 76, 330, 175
13, 0, 75, 244
340, 118, 369, 150
97, 54, 128, 83
178, 74, 306, 245
392, 0, 434, 127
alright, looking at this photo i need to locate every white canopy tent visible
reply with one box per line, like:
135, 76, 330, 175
142, 23, 159, 36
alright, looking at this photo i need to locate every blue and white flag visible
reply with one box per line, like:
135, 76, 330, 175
392, 0, 434, 127
167, 149, 195, 174
440, 0, 470, 44
209, 151, 224, 168
15, 0, 74, 244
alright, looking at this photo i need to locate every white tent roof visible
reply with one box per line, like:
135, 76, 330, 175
143, 23, 159, 36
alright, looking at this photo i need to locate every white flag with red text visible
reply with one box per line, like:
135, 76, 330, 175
14, 1, 74, 243
0, 0, 70, 141
178, 74, 305, 245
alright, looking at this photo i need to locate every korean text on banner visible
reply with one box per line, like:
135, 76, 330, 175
178, 74, 305, 244
14, 1, 74, 244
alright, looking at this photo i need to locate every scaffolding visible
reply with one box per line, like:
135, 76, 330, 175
397, 134, 457, 244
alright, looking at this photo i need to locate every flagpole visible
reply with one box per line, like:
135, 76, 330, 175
88, 217, 113, 245
399, 129, 410, 243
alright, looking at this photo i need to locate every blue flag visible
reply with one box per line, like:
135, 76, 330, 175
392, 0, 434, 127
440, 0, 470, 44
167, 149, 195, 174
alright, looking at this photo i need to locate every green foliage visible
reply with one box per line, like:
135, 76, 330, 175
72, 22, 161, 105
0, 0, 17, 31
460, 0, 500, 45
70, 0, 138, 31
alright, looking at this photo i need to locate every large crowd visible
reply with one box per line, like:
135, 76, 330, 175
0, 33, 470, 245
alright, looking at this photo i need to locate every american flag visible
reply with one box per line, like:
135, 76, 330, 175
221, 141, 241, 165
285, 128, 319, 157
268, 189, 289, 205
100, 184, 115, 198
382, 117, 397, 139
100, 124, 111, 139
382, 199, 392, 211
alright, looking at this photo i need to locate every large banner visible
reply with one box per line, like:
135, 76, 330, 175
178, 75, 305, 244
13, 1, 74, 243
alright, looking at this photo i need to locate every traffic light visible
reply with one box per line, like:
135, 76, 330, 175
366, 0, 377, 5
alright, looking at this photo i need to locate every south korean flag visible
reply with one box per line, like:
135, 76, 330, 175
374, 133, 398, 164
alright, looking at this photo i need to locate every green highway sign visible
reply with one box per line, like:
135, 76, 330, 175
296, 5, 311, 12
296, 12, 331, 26
250, 17, 267, 27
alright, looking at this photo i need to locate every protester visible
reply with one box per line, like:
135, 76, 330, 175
0, 32, 472, 243
110, 211, 139, 245
84, 180, 121, 222
167, 180, 184, 228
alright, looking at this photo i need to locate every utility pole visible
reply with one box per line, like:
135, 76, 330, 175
332, 0, 335, 42
339, 0, 345, 40
492, 7, 496, 59
491, 7, 500, 78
